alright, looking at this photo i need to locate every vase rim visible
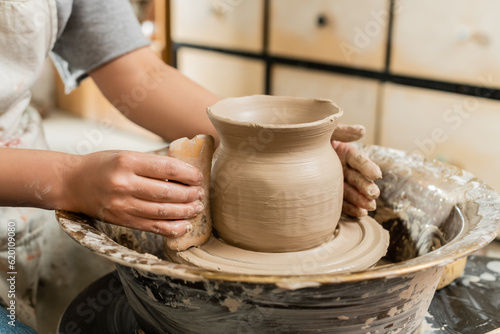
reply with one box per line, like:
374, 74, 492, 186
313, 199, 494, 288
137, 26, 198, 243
207, 95, 343, 130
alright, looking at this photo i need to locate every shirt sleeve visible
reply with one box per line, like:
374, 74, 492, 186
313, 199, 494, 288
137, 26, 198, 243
50, 0, 150, 93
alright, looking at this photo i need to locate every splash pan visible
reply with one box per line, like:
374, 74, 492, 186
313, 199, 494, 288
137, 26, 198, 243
57, 146, 500, 333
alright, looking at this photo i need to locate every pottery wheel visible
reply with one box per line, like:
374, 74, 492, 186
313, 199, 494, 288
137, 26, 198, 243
57, 256, 500, 334
166, 215, 389, 275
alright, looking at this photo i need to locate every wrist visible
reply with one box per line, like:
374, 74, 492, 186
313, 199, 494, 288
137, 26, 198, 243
50, 152, 84, 212
0, 148, 82, 210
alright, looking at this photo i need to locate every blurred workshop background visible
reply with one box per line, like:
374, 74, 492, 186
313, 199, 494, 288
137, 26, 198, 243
36, 0, 500, 195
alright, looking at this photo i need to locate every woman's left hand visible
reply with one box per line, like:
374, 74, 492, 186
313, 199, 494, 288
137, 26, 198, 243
331, 124, 382, 217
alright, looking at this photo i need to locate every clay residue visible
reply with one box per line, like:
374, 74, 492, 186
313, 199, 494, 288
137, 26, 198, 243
222, 297, 241, 313
487, 261, 500, 274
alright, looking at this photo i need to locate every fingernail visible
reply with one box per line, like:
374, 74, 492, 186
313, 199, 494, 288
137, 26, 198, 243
198, 172, 204, 184
198, 188, 205, 200
367, 200, 377, 211
367, 184, 380, 198
358, 208, 368, 217
185, 223, 193, 233
196, 201, 204, 213
375, 166, 383, 179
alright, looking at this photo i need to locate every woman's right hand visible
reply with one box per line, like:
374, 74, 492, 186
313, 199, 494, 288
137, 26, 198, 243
63, 150, 205, 237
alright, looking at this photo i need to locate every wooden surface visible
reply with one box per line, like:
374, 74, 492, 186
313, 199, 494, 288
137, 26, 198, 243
268, 0, 389, 70
391, 0, 500, 88
271, 64, 379, 144
380, 83, 500, 193
170, 0, 264, 52
177, 47, 265, 98
153, 0, 170, 63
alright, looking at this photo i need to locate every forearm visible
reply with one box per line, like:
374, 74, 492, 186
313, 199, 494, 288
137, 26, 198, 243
0, 148, 70, 210
0, 147, 205, 237
91, 47, 220, 144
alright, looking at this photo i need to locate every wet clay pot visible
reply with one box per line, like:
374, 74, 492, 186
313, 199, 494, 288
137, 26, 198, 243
207, 95, 344, 252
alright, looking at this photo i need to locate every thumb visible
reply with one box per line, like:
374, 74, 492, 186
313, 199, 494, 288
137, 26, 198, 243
331, 124, 366, 142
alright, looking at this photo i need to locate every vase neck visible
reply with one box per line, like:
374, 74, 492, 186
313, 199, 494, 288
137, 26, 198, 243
217, 121, 337, 154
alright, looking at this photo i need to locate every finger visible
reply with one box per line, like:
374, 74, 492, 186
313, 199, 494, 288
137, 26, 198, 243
131, 175, 204, 203
128, 152, 203, 186
125, 199, 204, 220
343, 200, 368, 217
347, 152, 382, 181
344, 167, 380, 200
333, 141, 382, 181
332, 124, 366, 142
115, 218, 193, 238
344, 183, 377, 211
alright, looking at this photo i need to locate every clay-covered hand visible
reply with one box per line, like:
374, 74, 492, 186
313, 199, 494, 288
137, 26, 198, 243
331, 124, 382, 217
63, 151, 204, 237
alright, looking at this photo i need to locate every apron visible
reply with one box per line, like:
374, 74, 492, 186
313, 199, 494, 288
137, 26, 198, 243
0, 2, 115, 330
0, 0, 57, 328
0, 0, 58, 329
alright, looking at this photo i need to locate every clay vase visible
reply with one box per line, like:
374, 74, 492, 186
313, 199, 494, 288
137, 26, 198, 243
207, 95, 344, 253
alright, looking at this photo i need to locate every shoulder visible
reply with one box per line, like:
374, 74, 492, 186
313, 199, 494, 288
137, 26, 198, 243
52, 0, 150, 91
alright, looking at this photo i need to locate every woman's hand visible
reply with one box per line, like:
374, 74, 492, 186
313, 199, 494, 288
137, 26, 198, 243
331, 124, 382, 217
63, 151, 205, 237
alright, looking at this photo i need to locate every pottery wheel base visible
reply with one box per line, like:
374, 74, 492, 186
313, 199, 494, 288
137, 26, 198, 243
166, 215, 389, 275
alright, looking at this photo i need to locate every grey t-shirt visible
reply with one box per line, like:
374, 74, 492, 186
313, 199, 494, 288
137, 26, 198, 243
51, 0, 150, 92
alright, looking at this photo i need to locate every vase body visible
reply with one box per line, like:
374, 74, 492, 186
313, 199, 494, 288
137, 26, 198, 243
207, 95, 343, 252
